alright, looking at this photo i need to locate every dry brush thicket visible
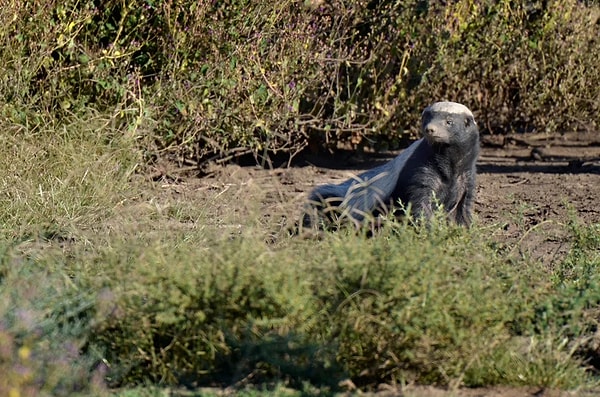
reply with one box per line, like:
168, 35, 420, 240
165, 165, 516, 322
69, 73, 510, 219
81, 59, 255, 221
1, 0, 598, 165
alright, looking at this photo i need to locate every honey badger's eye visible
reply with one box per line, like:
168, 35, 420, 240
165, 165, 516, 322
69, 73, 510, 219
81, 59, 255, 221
446, 118, 453, 126
465, 117, 471, 127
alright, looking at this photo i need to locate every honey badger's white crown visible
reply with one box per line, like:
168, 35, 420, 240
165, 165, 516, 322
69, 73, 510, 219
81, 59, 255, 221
424, 101, 474, 118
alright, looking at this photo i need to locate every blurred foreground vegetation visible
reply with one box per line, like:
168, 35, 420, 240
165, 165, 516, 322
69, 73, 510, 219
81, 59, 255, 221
1, 0, 600, 396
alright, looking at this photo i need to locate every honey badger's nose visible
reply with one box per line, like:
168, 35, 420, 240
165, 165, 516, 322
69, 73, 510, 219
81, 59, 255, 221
423, 122, 440, 136
423, 122, 450, 143
425, 125, 436, 135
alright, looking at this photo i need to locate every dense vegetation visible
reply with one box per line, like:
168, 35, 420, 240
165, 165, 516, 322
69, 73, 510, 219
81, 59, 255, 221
1, 0, 600, 396
2, 0, 599, 165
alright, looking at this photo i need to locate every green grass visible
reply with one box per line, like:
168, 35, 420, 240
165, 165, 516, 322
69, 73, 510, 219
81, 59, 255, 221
0, 112, 141, 240
1, 111, 600, 396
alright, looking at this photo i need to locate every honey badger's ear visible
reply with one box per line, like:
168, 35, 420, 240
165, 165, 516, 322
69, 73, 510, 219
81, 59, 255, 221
464, 115, 474, 127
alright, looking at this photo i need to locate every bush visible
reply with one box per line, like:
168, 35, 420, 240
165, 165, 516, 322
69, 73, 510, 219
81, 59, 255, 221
1, 0, 598, 165
70, 216, 599, 389
417, 0, 600, 134
82, 232, 338, 387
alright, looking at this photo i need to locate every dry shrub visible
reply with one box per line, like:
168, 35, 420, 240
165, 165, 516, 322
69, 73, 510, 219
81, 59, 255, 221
419, 0, 600, 134
1, 0, 598, 164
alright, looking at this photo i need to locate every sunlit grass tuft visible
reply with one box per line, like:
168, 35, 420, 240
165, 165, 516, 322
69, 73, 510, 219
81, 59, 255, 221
0, 112, 142, 240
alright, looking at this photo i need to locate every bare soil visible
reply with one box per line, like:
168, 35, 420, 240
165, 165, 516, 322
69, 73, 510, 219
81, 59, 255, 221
155, 132, 600, 397
189, 132, 600, 255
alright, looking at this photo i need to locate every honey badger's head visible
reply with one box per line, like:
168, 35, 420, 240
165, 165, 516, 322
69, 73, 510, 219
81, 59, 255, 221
421, 102, 478, 147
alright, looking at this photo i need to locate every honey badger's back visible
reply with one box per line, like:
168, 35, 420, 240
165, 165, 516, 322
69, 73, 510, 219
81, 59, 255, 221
303, 101, 479, 228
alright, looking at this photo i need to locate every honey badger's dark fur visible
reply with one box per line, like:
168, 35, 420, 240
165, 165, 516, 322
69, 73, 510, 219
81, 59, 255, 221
304, 102, 480, 227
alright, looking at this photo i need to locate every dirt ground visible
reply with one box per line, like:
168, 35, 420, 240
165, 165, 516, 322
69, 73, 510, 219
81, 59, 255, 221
193, 131, 600, 258
158, 132, 600, 397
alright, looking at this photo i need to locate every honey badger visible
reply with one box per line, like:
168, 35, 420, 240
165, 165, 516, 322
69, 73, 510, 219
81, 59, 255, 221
303, 101, 480, 227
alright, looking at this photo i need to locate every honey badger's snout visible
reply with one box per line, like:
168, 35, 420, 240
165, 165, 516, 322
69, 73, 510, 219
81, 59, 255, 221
422, 120, 451, 144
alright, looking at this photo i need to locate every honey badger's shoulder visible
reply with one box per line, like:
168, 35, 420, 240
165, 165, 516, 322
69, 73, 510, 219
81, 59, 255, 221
303, 101, 480, 228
